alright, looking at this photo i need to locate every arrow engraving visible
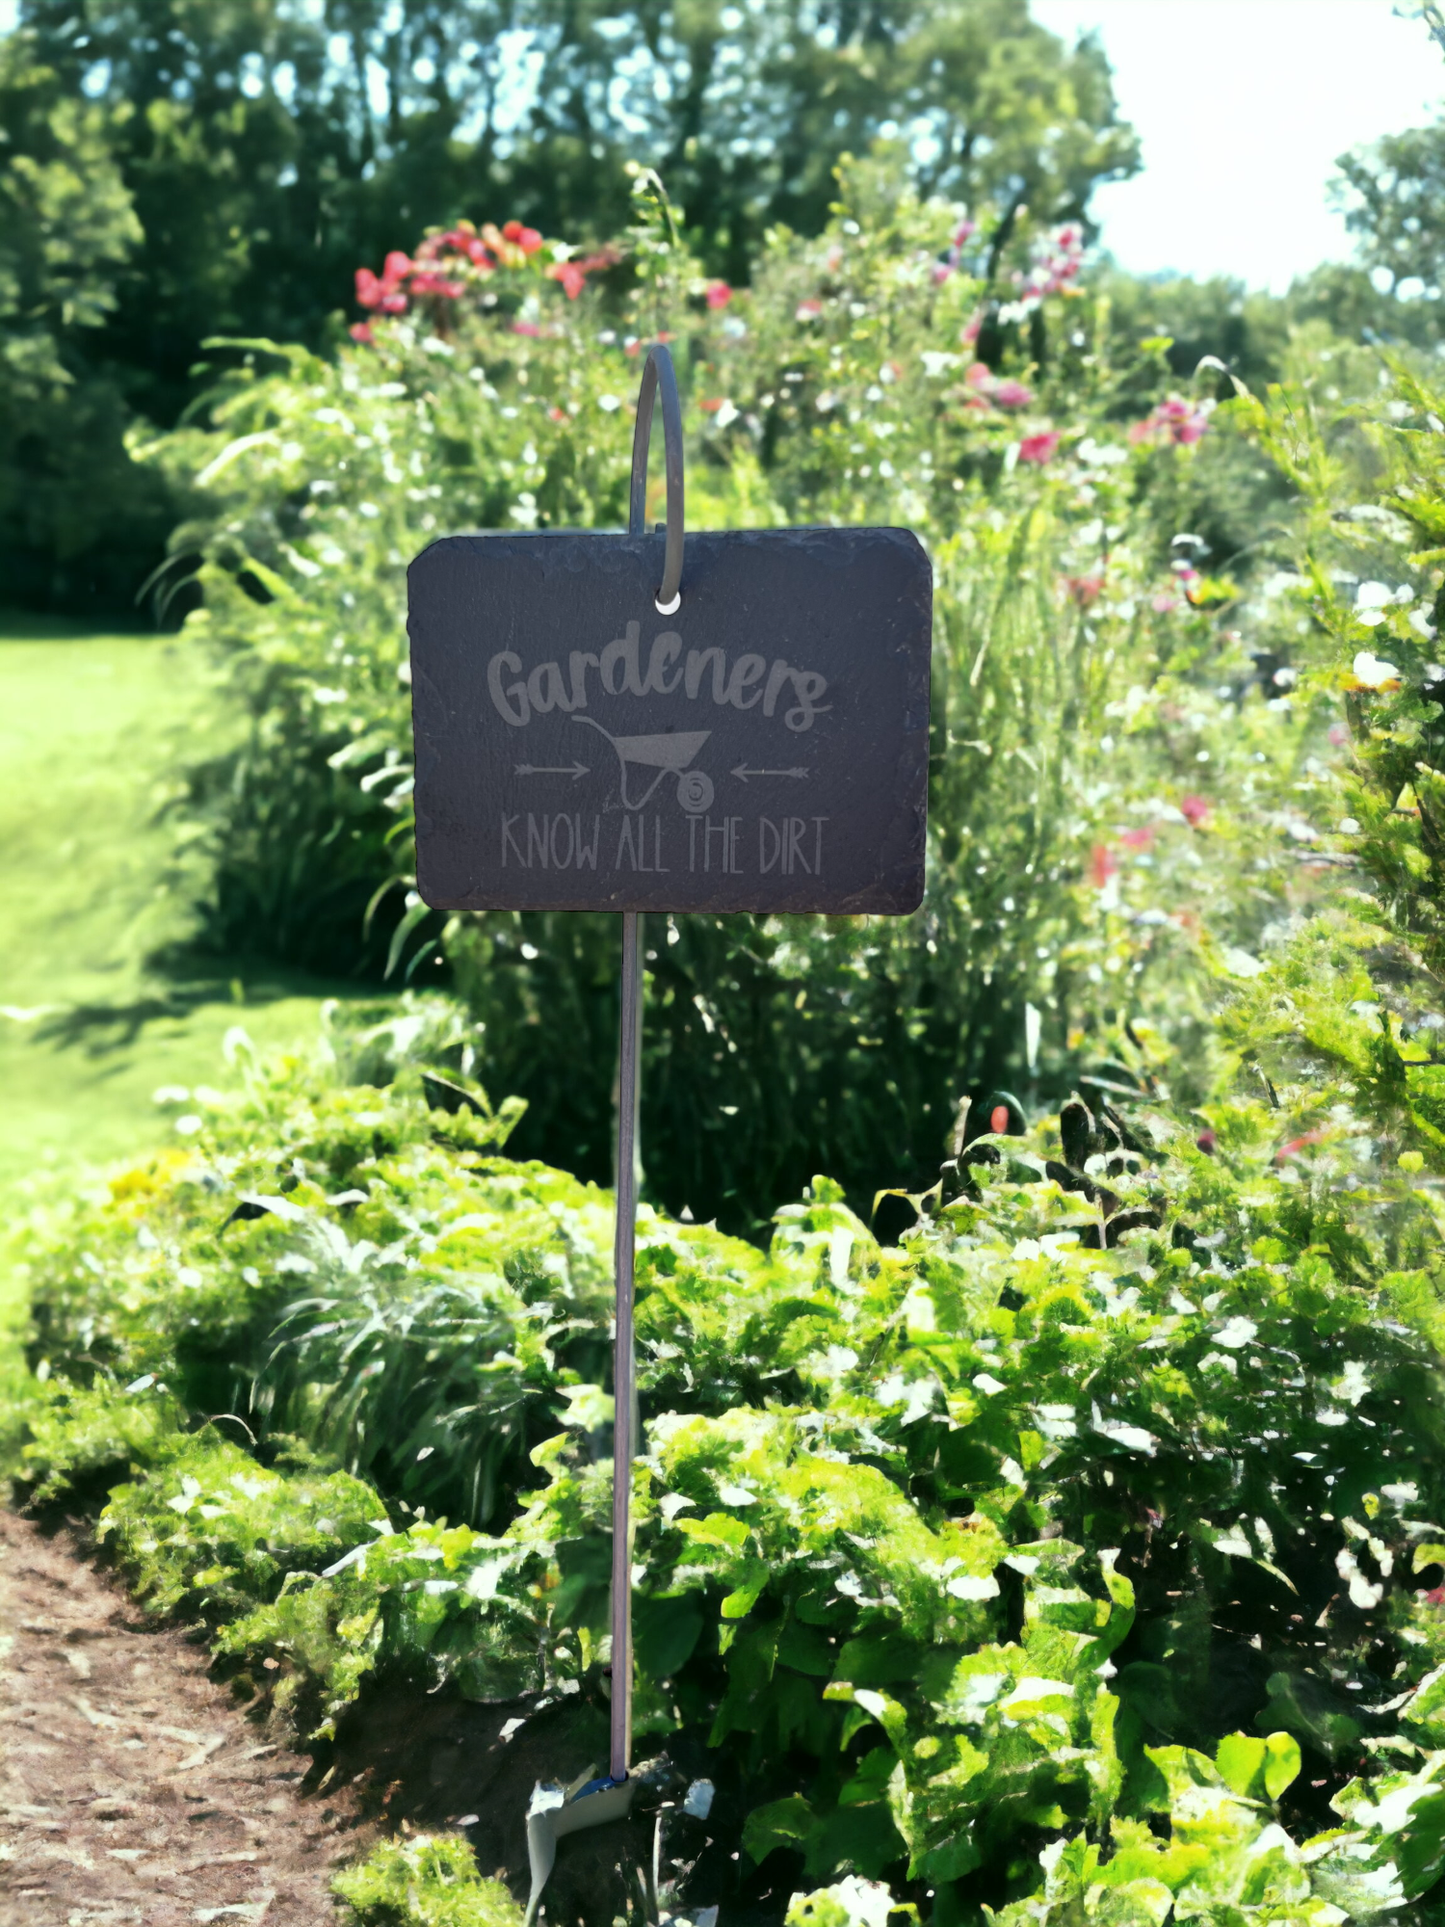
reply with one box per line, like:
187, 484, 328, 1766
732, 763, 808, 782
516, 762, 590, 781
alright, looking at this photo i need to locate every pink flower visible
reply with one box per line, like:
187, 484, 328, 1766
961, 310, 983, 344
356, 252, 411, 314
1329, 723, 1350, 746
1090, 844, 1119, 888
1151, 593, 1177, 614
1179, 794, 1210, 828
954, 219, 977, 246
992, 378, 1033, 408
511, 319, 542, 337
796, 298, 822, 321
931, 263, 953, 286
1121, 824, 1155, 850
408, 271, 464, 299
1018, 431, 1060, 464
1131, 394, 1212, 446
989, 1103, 1011, 1135
705, 280, 732, 309
965, 361, 992, 388
349, 321, 375, 345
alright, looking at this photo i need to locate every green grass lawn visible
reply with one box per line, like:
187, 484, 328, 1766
0, 615, 374, 1201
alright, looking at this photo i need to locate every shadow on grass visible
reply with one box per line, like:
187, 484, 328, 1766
32, 963, 380, 1058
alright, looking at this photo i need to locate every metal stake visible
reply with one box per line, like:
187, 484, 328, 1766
609, 340, 684, 1782
610, 906, 643, 1780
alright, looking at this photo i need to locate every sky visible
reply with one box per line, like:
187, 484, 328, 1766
1032, 0, 1443, 291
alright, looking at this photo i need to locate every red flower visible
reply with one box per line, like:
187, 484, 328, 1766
796, 298, 822, 321
1196, 1129, 1217, 1155
503, 219, 544, 254
990, 1104, 1011, 1135
705, 280, 732, 309
548, 405, 569, 422
1275, 1128, 1326, 1164
355, 267, 383, 310
545, 250, 617, 301
699, 397, 727, 412
1179, 794, 1210, 828
349, 321, 375, 345
383, 251, 412, 283
1018, 431, 1060, 464
1090, 844, 1119, 888
1062, 573, 1104, 606
550, 262, 587, 300
1120, 824, 1155, 850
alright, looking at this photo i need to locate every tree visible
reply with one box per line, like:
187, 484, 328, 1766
1, 0, 1138, 607
0, 31, 174, 605
1335, 118, 1445, 304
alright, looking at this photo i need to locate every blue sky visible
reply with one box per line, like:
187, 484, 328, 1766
1033, 0, 1443, 290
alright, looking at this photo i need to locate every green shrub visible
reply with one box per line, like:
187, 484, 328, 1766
145, 168, 1327, 1231
15, 999, 1445, 1916
334, 1833, 526, 1927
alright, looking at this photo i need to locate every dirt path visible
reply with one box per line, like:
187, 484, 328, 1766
0, 1510, 372, 1925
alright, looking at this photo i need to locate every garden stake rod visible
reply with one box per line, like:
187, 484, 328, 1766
611, 340, 682, 1783
522, 342, 684, 1924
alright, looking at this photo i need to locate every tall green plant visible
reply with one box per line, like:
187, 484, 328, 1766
148, 171, 1312, 1229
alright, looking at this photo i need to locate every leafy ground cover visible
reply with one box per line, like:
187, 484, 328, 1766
11, 961, 1445, 1922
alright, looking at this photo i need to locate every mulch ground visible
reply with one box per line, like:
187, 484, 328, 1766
0, 1508, 374, 1926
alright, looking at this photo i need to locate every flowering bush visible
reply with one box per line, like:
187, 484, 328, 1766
143, 165, 1322, 1230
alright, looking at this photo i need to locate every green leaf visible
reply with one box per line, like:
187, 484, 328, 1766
743, 1794, 814, 1864
1214, 1732, 1266, 1798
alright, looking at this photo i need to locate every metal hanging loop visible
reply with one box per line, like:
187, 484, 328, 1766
629, 343, 685, 614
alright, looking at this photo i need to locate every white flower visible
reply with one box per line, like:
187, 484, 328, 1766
1352, 650, 1401, 688
1213, 1316, 1258, 1350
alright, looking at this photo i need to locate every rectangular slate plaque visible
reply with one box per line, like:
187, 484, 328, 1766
408, 525, 931, 915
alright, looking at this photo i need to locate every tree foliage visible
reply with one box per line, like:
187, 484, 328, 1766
0, 29, 175, 603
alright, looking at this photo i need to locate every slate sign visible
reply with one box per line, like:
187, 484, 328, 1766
408, 525, 931, 916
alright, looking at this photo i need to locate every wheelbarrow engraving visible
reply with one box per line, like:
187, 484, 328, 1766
573, 715, 714, 812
